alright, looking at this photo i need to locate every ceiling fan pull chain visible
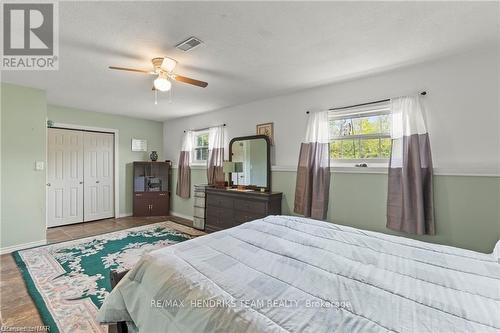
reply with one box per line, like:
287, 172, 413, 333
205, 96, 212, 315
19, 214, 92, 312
154, 89, 158, 105
169, 85, 173, 103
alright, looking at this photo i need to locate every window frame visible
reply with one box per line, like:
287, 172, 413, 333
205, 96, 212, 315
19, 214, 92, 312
191, 129, 209, 166
328, 101, 391, 166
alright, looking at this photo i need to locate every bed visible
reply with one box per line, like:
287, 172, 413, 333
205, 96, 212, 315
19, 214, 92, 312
97, 215, 500, 333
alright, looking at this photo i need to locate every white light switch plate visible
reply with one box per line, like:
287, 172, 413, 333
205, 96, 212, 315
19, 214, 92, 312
35, 161, 44, 171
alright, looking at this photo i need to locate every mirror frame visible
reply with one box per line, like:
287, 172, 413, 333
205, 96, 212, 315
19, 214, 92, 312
229, 134, 271, 191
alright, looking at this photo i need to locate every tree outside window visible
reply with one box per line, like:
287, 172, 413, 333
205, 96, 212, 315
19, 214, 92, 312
329, 102, 391, 161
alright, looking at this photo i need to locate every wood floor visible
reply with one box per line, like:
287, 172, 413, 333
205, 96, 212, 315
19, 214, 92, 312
0, 215, 202, 329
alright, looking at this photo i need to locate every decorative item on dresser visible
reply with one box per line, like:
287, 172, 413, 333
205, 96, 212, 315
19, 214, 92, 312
205, 188, 282, 232
205, 134, 282, 232
149, 150, 158, 161
133, 161, 171, 216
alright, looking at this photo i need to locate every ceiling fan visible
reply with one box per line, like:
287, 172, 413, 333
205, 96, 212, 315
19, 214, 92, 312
109, 57, 208, 93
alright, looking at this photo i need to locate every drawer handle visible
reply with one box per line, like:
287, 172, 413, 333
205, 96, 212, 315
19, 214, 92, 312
136, 194, 142, 197
159, 193, 166, 196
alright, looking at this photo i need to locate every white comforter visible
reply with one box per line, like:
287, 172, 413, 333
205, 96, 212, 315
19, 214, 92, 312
98, 215, 500, 333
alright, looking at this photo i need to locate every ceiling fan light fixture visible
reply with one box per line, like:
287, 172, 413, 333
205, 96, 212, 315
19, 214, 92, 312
161, 57, 177, 72
154, 76, 172, 92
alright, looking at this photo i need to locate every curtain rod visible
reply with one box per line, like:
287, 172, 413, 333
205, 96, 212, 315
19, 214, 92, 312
305, 91, 427, 114
184, 123, 226, 133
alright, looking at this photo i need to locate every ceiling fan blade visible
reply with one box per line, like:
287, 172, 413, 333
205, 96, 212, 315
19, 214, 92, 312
109, 66, 154, 74
174, 75, 208, 88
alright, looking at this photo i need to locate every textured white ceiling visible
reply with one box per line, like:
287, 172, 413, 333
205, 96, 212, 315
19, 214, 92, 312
2, 1, 498, 121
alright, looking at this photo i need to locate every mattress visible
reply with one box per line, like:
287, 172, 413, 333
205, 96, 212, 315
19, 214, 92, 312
97, 215, 500, 333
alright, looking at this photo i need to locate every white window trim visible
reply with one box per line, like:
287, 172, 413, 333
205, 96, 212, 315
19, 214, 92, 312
330, 160, 389, 169
191, 129, 209, 166
328, 101, 391, 167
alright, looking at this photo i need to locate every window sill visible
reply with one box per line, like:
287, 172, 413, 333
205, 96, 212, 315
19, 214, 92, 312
190, 164, 207, 170
271, 165, 388, 174
330, 161, 388, 174
171, 163, 207, 169
330, 166, 387, 174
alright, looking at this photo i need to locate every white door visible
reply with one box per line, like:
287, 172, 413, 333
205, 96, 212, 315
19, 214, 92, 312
83, 132, 114, 221
47, 129, 84, 227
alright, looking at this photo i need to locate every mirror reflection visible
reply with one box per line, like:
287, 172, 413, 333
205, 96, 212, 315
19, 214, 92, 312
231, 138, 268, 187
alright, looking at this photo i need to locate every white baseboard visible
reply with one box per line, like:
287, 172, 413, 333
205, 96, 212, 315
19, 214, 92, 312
170, 211, 193, 221
118, 213, 133, 218
0, 239, 47, 255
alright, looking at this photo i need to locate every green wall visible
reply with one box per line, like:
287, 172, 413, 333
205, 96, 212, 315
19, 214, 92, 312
170, 168, 208, 216
0, 83, 164, 250
1, 83, 47, 248
47, 105, 164, 216
171, 168, 500, 253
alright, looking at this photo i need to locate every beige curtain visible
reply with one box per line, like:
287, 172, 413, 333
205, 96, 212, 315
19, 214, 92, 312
387, 96, 435, 235
176, 131, 193, 198
207, 125, 225, 185
294, 111, 330, 220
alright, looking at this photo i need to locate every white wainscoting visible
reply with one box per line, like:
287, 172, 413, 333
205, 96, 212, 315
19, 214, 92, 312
171, 164, 499, 177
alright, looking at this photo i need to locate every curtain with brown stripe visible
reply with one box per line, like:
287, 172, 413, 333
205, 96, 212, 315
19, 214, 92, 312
294, 111, 330, 220
387, 96, 435, 235
176, 131, 193, 199
207, 125, 225, 185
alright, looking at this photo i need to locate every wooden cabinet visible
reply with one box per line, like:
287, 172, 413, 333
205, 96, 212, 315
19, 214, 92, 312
133, 162, 170, 217
205, 188, 282, 233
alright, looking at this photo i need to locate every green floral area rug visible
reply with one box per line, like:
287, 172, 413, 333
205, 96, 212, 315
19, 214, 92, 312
13, 222, 194, 333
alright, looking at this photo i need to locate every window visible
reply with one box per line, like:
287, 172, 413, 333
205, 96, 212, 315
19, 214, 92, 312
192, 130, 209, 164
328, 101, 391, 161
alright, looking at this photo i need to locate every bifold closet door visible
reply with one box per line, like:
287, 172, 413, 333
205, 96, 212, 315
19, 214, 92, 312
83, 132, 114, 221
47, 129, 84, 227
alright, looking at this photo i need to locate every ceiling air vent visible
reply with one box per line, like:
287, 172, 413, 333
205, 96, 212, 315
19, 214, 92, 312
176, 37, 203, 52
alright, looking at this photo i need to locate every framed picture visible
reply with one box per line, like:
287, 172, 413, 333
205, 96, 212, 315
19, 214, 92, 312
256, 122, 274, 145
131, 138, 147, 152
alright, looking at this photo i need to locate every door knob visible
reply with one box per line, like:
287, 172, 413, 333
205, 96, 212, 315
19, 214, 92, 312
96, 181, 100, 183
46, 183, 51, 186
79, 181, 83, 184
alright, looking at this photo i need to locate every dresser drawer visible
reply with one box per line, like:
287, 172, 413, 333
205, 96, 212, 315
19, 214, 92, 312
206, 206, 234, 229
234, 211, 265, 225
204, 188, 282, 233
194, 191, 206, 198
207, 194, 234, 209
194, 196, 205, 208
193, 217, 205, 230
194, 206, 205, 219
234, 198, 266, 213
206, 206, 232, 218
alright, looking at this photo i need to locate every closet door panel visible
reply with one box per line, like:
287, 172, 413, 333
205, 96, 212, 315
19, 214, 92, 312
47, 128, 84, 227
84, 132, 114, 221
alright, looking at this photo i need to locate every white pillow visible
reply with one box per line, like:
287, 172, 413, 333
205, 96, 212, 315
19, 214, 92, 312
493, 240, 500, 262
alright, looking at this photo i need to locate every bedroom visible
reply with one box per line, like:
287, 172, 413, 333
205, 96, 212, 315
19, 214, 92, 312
0, 1, 499, 332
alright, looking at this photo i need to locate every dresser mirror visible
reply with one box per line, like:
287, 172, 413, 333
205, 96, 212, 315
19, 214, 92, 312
229, 135, 271, 191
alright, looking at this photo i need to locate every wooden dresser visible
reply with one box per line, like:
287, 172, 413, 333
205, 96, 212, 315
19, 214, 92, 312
205, 188, 282, 233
